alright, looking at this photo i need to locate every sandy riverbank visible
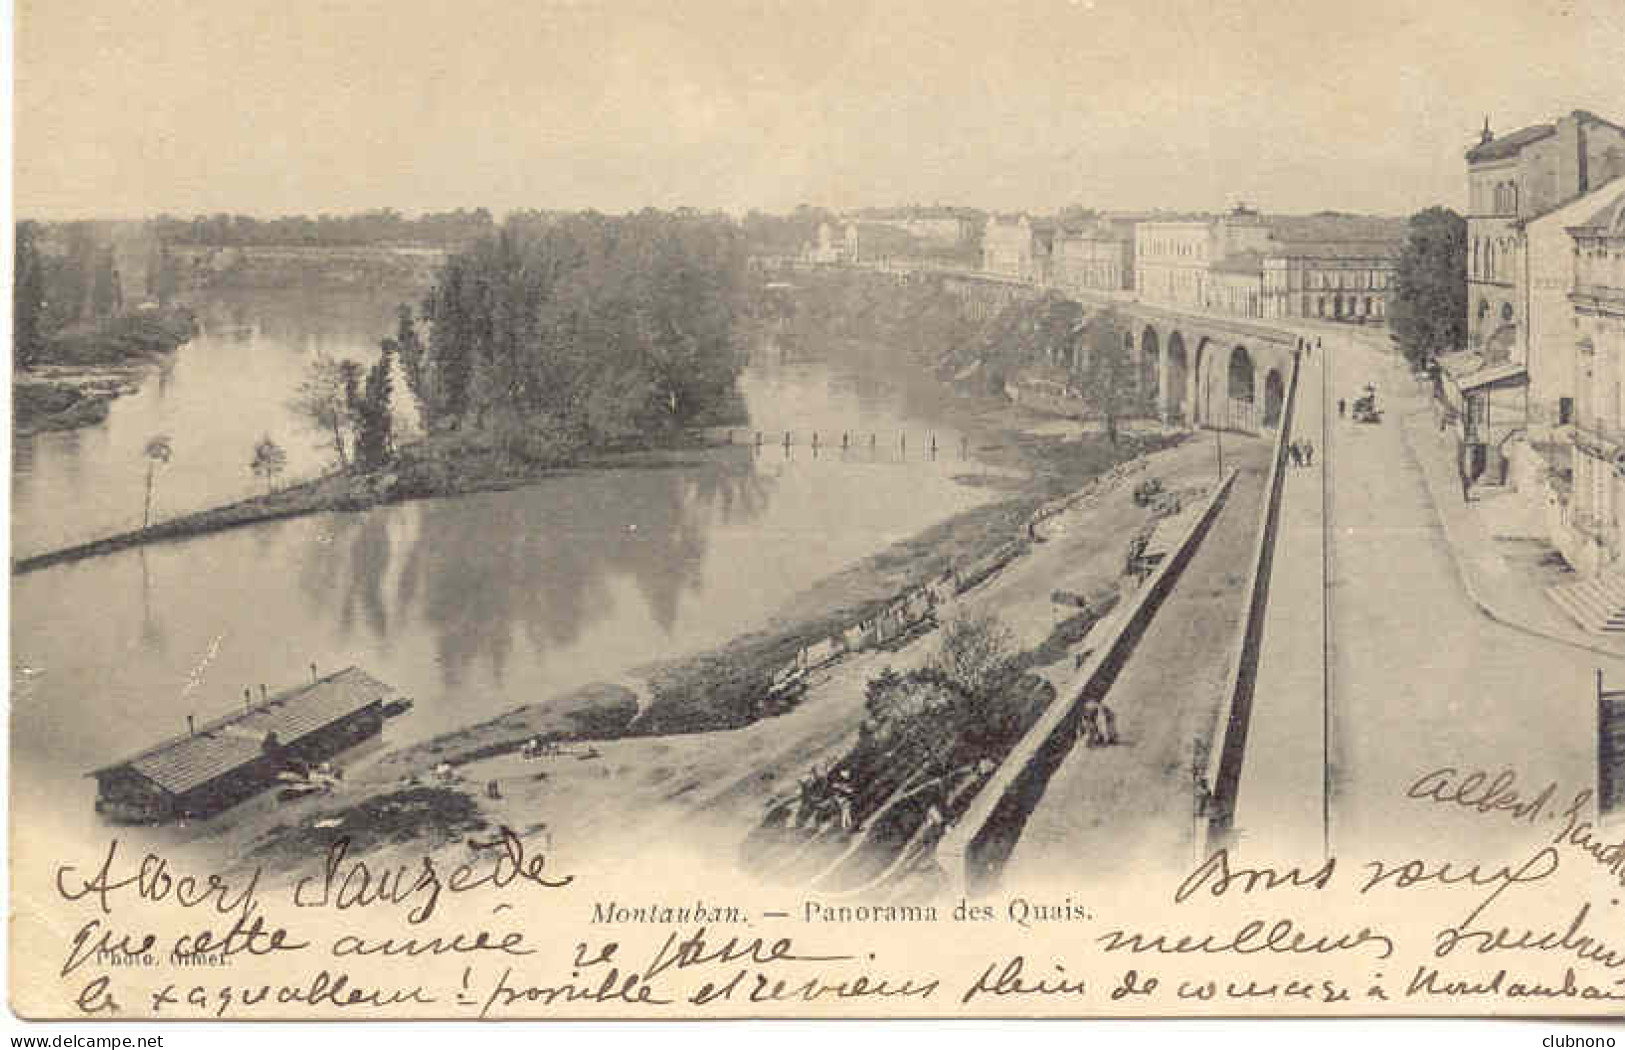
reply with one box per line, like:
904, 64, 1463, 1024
207, 418, 1246, 886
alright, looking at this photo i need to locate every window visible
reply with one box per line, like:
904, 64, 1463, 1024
1501, 302, 1514, 323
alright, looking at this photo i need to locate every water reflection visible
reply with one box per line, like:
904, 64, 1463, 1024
11, 284, 996, 852
289, 458, 774, 689
11, 282, 425, 557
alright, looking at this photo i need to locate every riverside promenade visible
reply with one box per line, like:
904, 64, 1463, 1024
1227, 342, 1328, 863
997, 439, 1271, 890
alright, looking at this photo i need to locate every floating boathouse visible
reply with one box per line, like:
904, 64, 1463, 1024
88, 666, 397, 823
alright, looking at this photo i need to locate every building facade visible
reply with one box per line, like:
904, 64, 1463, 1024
1261, 245, 1398, 322
1136, 206, 1398, 323
1208, 253, 1265, 318
982, 215, 1054, 284
1465, 110, 1625, 424
1051, 220, 1134, 295
1567, 194, 1625, 577
1135, 221, 1218, 310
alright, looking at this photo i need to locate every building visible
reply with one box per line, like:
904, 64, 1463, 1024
1464, 110, 1625, 427
1051, 219, 1134, 295
89, 666, 398, 822
1135, 206, 1274, 313
848, 206, 981, 248
1135, 220, 1218, 310
1564, 192, 1625, 578
1209, 251, 1266, 318
806, 221, 858, 265
1259, 224, 1404, 324
982, 214, 1055, 284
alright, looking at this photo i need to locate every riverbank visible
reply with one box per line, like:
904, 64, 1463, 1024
214, 419, 1221, 884
10, 425, 750, 574
297, 402, 1182, 782
13, 307, 198, 436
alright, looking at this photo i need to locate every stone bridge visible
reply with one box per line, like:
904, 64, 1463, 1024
938, 271, 1305, 435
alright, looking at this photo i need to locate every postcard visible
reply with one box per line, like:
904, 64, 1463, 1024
10, 0, 1625, 1022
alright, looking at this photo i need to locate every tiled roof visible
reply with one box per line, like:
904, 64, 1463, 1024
92, 667, 395, 796
1269, 240, 1403, 261
1266, 213, 1408, 245
1466, 123, 1556, 163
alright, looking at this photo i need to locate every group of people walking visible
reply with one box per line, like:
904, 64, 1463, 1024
1288, 438, 1315, 467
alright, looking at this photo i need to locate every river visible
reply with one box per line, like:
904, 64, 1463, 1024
10, 282, 1003, 851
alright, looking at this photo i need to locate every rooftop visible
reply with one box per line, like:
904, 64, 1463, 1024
1571, 185, 1625, 235
91, 666, 396, 796
1265, 212, 1408, 245
1466, 123, 1556, 164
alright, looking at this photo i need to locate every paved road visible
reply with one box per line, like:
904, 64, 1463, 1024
1315, 329, 1620, 864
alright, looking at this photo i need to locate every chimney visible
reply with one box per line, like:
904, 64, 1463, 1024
310, 662, 318, 683
1556, 112, 1584, 199
1480, 116, 1493, 146
187, 715, 195, 736
259, 684, 268, 701
244, 687, 252, 709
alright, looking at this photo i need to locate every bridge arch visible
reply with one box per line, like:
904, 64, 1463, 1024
1263, 368, 1285, 429
1194, 336, 1216, 424
1227, 345, 1255, 401
1140, 325, 1161, 409
1224, 344, 1257, 430
1165, 330, 1190, 423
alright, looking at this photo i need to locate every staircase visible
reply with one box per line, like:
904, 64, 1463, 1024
1547, 570, 1625, 633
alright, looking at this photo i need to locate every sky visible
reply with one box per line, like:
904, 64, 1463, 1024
14, 0, 1625, 220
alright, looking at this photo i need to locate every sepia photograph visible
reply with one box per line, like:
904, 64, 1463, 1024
7, 0, 1625, 1029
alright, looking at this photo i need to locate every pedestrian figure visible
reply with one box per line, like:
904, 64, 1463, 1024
1080, 698, 1107, 747
1097, 702, 1119, 746
1303, 440, 1314, 467
1288, 441, 1302, 467
1338, 398, 1346, 419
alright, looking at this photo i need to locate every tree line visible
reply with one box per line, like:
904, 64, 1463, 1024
771, 269, 1147, 441
152, 208, 499, 249
13, 222, 125, 365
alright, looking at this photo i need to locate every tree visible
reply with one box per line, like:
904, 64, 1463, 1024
393, 304, 430, 425
1389, 206, 1468, 371
142, 435, 173, 528
250, 435, 287, 493
90, 245, 122, 319
349, 343, 395, 470
289, 352, 355, 468
146, 240, 179, 306
1078, 307, 1137, 445
930, 612, 1016, 699
13, 222, 46, 367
